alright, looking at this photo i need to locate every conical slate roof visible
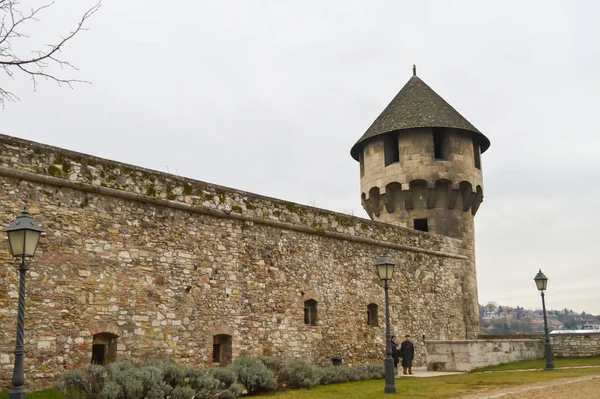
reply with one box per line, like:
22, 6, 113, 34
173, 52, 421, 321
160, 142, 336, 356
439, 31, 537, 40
350, 74, 490, 160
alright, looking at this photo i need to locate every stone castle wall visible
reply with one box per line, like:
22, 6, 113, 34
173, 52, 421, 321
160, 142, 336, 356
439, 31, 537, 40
0, 133, 473, 388
425, 339, 544, 372
551, 332, 600, 358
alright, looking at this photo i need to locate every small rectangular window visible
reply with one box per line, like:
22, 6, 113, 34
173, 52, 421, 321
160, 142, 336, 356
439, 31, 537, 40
473, 141, 481, 169
91, 344, 106, 365
384, 134, 399, 166
304, 299, 318, 326
433, 128, 446, 160
367, 304, 379, 327
359, 150, 365, 177
213, 344, 221, 363
414, 218, 428, 232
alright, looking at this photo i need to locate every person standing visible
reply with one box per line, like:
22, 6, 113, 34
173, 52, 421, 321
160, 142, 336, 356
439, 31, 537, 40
391, 336, 400, 372
399, 334, 415, 375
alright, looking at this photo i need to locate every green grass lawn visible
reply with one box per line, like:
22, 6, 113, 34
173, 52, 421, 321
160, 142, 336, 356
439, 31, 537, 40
3, 357, 600, 399
253, 367, 600, 399
471, 355, 600, 372
0, 389, 62, 399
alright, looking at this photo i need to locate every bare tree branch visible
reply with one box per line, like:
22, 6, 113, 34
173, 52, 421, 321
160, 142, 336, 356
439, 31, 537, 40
0, 0, 100, 106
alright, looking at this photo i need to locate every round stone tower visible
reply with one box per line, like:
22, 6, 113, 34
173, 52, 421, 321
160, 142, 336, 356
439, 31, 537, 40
351, 67, 491, 338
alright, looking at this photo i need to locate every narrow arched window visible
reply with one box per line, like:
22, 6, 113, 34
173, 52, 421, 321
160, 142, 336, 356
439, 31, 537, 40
304, 299, 318, 326
367, 303, 379, 327
91, 332, 118, 365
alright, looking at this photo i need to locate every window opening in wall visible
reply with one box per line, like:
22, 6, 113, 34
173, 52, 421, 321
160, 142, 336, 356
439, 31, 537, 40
91, 344, 105, 365
414, 218, 428, 232
433, 128, 446, 160
367, 303, 379, 326
473, 141, 481, 169
304, 299, 318, 326
384, 134, 400, 166
212, 343, 221, 363
91, 332, 118, 365
359, 150, 365, 177
212, 334, 232, 366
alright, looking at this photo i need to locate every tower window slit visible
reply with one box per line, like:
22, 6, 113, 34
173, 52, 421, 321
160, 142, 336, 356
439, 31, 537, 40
384, 134, 399, 166
433, 128, 447, 160
359, 150, 365, 177
473, 141, 481, 169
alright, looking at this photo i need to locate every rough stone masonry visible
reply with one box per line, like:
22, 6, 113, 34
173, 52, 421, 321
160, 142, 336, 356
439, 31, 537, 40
0, 132, 473, 388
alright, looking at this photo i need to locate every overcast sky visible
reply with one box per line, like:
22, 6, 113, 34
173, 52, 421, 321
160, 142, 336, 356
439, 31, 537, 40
2, 0, 599, 315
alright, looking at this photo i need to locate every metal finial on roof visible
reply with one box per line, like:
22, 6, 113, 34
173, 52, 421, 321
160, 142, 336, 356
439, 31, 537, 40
413, 64, 416, 76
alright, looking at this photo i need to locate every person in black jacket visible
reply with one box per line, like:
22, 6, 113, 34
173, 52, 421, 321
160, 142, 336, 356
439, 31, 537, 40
399, 334, 415, 375
391, 336, 400, 371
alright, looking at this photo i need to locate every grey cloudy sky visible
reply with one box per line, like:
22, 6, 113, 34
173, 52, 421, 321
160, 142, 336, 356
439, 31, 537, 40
2, 0, 599, 314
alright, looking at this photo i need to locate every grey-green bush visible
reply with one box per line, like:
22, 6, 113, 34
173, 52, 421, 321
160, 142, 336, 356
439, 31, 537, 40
319, 366, 350, 385
258, 356, 285, 374
145, 360, 185, 388
99, 380, 123, 399
55, 369, 90, 399
169, 386, 195, 399
230, 356, 277, 394
278, 358, 321, 389
187, 367, 242, 399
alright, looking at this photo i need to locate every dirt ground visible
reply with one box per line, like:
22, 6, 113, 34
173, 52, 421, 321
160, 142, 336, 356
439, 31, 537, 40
459, 375, 600, 399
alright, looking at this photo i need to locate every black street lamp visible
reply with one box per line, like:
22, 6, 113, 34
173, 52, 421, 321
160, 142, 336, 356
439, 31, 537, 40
534, 269, 554, 371
4, 207, 44, 399
375, 251, 396, 394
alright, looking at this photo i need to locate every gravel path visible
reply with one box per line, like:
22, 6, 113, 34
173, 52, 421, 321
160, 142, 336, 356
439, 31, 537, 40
459, 375, 600, 399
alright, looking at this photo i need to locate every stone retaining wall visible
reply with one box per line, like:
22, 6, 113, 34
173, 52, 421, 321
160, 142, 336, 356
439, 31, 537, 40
426, 339, 544, 372
427, 333, 600, 372
551, 332, 600, 358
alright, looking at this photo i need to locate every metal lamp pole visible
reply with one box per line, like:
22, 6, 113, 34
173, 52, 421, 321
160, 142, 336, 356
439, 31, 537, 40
376, 252, 396, 394
11, 251, 28, 399
4, 207, 44, 399
534, 269, 554, 370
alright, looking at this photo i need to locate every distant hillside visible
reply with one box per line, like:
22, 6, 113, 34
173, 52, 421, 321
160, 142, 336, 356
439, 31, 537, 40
479, 302, 600, 335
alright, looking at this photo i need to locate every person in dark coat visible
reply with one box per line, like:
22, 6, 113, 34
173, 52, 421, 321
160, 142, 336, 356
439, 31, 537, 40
391, 336, 400, 371
399, 334, 415, 375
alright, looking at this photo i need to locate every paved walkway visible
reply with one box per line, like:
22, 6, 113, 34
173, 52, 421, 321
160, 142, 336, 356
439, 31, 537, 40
459, 375, 600, 399
395, 370, 465, 378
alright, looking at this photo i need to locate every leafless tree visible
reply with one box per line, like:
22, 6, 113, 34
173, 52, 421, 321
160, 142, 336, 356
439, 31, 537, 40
0, 0, 101, 105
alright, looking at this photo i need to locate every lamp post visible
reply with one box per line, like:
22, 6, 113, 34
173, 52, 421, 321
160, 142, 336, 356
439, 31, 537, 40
534, 269, 554, 371
4, 207, 44, 399
375, 251, 396, 394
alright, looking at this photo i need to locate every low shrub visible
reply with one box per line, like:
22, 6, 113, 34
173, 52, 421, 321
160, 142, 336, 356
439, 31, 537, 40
258, 356, 285, 374
187, 367, 242, 399
169, 386, 195, 399
358, 363, 385, 380
56, 357, 384, 399
278, 358, 321, 389
230, 356, 277, 394
55, 369, 90, 399
99, 380, 122, 399
144, 360, 185, 388
319, 366, 350, 385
